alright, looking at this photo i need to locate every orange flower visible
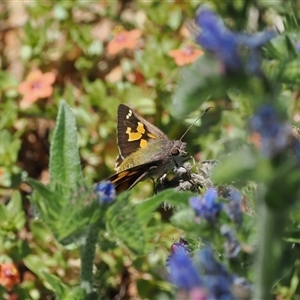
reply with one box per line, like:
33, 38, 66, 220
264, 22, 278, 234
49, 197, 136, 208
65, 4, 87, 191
168, 45, 203, 66
107, 28, 141, 55
0, 263, 20, 289
248, 132, 261, 149
18, 70, 55, 109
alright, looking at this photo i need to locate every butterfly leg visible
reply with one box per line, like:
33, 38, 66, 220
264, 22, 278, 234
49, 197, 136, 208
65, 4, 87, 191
153, 174, 169, 195
128, 165, 159, 191
128, 171, 150, 190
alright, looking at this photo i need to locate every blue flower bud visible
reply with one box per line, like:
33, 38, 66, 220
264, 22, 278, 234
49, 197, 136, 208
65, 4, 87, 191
95, 181, 116, 204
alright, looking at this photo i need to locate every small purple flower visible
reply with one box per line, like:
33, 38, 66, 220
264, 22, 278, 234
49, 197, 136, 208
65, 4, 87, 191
220, 225, 241, 258
195, 6, 277, 74
189, 188, 222, 222
250, 105, 291, 157
168, 247, 203, 290
223, 187, 243, 225
95, 181, 116, 204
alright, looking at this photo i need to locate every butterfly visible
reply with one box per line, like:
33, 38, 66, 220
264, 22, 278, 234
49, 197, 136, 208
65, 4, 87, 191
106, 104, 190, 194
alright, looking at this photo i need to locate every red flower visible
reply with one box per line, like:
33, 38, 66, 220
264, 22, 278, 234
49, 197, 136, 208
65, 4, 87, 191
0, 263, 20, 289
18, 70, 55, 109
168, 45, 203, 66
107, 27, 141, 55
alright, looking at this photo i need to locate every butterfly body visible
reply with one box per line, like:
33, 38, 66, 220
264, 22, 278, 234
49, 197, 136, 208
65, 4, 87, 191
107, 104, 189, 194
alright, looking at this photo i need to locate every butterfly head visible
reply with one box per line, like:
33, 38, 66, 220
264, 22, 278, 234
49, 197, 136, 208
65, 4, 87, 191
171, 140, 189, 168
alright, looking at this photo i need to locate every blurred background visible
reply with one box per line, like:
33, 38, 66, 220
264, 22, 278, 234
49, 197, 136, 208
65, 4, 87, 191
0, 1, 295, 299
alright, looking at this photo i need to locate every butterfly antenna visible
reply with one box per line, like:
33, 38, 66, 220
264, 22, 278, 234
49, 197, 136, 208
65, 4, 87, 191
180, 107, 212, 141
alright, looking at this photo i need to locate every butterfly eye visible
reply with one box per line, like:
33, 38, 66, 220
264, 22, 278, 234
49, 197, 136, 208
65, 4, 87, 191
171, 148, 180, 156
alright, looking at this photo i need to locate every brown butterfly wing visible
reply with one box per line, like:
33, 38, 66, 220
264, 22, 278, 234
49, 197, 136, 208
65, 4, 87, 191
116, 104, 167, 163
107, 161, 160, 194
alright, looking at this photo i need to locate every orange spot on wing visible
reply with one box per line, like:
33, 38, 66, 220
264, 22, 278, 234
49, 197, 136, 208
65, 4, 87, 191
126, 127, 142, 141
137, 122, 145, 134
147, 132, 157, 139
140, 139, 147, 148
126, 122, 145, 141
112, 170, 138, 182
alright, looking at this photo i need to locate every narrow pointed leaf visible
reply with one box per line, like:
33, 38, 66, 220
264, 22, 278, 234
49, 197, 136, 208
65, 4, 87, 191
49, 100, 83, 191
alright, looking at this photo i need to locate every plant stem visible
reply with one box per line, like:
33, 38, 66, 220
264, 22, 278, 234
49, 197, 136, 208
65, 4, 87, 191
253, 202, 288, 299
80, 223, 99, 296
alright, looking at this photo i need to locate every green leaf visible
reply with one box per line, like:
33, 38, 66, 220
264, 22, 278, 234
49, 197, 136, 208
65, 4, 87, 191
170, 208, 196, 231
106, 192, 146, 254
27, 178, 62, 215
24, 254, 49, 278
282, 58, 300, 83
0, 192, 26, 231
137, 189, 193, 224
43, 272, 69, 297
28, 178, 102, 245
49, 100, 83, 192
6, 191, 23, 213
30, 220, 54, 243
0, 204, 7, 223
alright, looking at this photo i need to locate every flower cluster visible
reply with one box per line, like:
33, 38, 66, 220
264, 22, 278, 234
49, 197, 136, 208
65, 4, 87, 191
189, 187, 222, 222
168, 247, 203, 291
168, 245, 251, 299
189, 186, 244, 225
194, 6, 277, 74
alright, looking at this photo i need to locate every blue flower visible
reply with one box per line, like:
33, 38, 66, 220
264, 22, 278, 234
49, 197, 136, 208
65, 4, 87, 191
168, 247, 203, 290
250, 105, 291, 157
197, 247, 235, 299
95, 181, 116, 204
235, 30, 277, 49
166, 238, 190, 270
220, 225, 241, 258
195, 6, 277, 73
205, 275, 234, 300
195, 6, 241, 71
197, 247, 230, 278
223, 187, 243, 225
189, 187, 222, 222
